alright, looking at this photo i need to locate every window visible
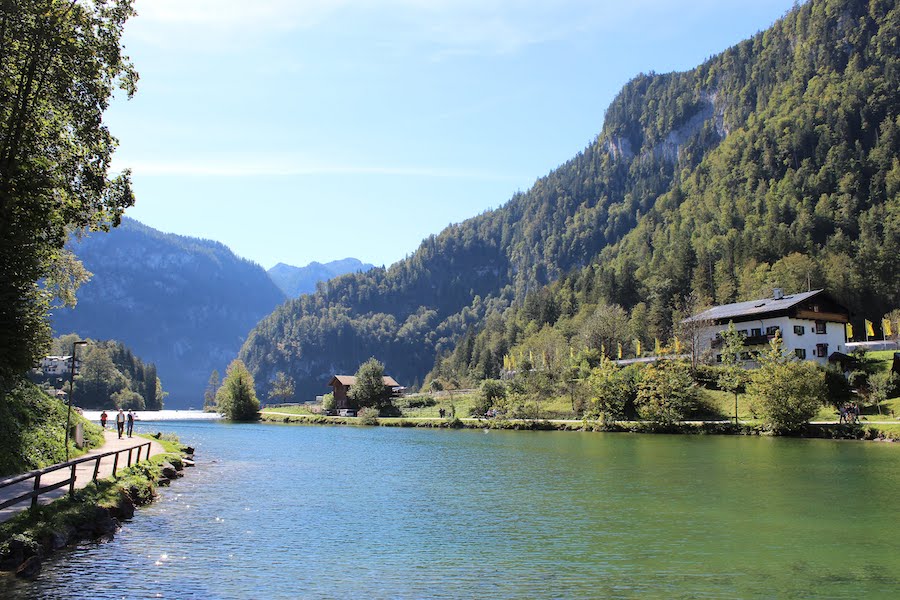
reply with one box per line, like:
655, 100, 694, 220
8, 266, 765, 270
766, 325, 781, 336
751, 328, 762, 337
795, 349, 807, 359
815, 321, 826, 334
738, 329, 748, 337
816, 344, 828, 358
793, 325, 805, 336
715, 354, 722, 363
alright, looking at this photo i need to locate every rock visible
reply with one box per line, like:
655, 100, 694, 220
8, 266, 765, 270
182, 458, 195, 468
108, 492, 136, 520
89, 507, 119, 537
156, 478, 171, 487
183, 446, 195, 455
161, 462, 178, 479
15, 556, 41, 579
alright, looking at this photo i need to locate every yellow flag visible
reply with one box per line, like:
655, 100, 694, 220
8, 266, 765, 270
845, 323, 853, 339
866, 319, 875, 337
529, 350, 534, 364
674, 337, 682, 353
655, 338, 661, 355
617, 342, 623, 359
883, 319, 893, 337
570, 347, 574, 359
635, 339, 642, 356
601, 343, 606, 357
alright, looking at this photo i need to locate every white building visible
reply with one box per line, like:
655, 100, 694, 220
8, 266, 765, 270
685, 289, 850, 365
39, 355, 80, 377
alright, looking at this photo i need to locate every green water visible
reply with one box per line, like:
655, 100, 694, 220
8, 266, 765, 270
8, 422, 900, 598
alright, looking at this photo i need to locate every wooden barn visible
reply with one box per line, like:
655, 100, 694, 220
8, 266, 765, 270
328, 374, 401, 409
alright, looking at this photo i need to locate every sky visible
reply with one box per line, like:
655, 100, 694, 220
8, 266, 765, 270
106, 0, 799, 270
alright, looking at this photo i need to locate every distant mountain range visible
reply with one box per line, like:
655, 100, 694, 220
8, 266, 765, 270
52, 219, 286, 408
268, 258, 374, 297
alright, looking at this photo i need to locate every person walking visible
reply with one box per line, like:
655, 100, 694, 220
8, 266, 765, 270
116, 409, 125, 439
100, 410, 108, 429
126, 410, 135, 438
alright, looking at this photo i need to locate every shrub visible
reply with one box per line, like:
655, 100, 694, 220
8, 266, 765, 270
358, 407, 379, 426
749, 335, 826, 432
322, 393, 336, 411
635, 360, 698, 424
586, 359, 635, 421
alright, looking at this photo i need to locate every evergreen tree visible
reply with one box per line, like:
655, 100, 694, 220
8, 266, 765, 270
216, 360, 260, 421
204, 370, 220, 411
349, 358, 388, 410
267, 371, 296, 405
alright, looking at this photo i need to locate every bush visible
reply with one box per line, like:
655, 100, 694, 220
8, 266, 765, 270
322, 393, 336, 411
587, 359, 635, 421
358, 407, 379, 426
635, 360, 698, 424
749, 336, 826, 432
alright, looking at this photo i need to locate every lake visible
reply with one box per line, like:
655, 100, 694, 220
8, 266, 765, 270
6, 421, 900, 598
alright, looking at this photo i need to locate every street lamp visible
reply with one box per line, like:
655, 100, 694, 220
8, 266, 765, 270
64, 340, 88, 461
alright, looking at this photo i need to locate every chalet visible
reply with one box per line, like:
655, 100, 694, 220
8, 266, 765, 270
38, 355, 79, 377
684, 289, 850, 365
328, 374, 401, 410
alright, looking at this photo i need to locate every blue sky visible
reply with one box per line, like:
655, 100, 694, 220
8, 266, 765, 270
107, 0, 797, 269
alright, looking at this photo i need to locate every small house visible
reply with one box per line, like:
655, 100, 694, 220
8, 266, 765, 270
328, 374, 401, 409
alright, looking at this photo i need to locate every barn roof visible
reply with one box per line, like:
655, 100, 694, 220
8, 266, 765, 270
330, 375, 401, 387
683, 289, 828, 323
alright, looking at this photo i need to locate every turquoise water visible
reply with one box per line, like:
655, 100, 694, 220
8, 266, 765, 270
7, 421, 900, 598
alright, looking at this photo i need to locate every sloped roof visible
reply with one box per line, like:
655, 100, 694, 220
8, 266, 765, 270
684, 289, 826, 323
330, 375, 401, 387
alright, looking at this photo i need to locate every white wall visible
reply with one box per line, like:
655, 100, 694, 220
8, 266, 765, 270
702, 315, 846, 365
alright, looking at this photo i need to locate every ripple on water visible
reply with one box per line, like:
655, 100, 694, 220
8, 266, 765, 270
6, 422, 900, 599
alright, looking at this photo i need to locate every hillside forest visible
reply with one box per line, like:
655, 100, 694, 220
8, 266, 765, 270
240, 0, 899, 401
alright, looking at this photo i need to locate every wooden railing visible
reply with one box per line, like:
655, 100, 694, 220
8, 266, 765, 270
0, 442, 152, 512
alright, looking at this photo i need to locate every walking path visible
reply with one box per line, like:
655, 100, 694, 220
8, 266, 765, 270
0, 431, 166, 524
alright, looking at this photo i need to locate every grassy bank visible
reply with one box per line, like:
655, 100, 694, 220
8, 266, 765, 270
0, 436, 191, 578
0, 380, 104, 477
259, 410, 900, 441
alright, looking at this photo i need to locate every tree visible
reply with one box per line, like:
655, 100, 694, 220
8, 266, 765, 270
717, 322, 749, 424
475, 379, 506, 415
0, 1, 137, 384
204, 370, 220, 411
674, 291, 712, 372
268, 371, 295, 405
749, 333, 826, 432
349, 358, 388, 410
216, 360, 260, 421
587, 358, 635, 422
635, 360, 698, 424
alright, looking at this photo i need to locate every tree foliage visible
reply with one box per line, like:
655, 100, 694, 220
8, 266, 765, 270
31, 335, 164, 410
349, 358, 389, 409
268, 371, 296, 404
749, 334, 826, 431
635, 360, 699, 424
217, 360, 260, 421
0, 0, 137, 385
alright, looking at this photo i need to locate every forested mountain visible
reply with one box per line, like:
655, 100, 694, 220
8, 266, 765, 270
241, 0, 899, 400
53, 219, 286, 408
268, 258, 375, 297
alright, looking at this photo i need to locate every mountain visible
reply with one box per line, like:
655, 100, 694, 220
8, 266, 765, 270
52, 218, 286, 408
268, 258, 375, 297
240, 0, 899, 400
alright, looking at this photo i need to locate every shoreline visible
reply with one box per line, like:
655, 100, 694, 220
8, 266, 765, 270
259, 412, 900, 441
0, 437, 194, 580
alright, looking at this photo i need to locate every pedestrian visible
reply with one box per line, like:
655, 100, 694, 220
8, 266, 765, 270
116, 409, 125, 439
126, 410, 135, 438
838, 404, 847, 424
100, 410, 108, 429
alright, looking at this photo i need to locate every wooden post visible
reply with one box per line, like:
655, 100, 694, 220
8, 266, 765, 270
127, 447, 133, 468
92, 457, 101, 483
112, 453, 119, 478
69, 464, 77, 496
31, 473, 41, 509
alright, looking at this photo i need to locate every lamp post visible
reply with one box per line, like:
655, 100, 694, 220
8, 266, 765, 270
64, 340, 88, 461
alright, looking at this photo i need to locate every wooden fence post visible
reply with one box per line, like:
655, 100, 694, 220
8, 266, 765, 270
69, 464, 77, 496
31, 473, 41, 509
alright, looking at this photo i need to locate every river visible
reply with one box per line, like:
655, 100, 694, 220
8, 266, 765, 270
6, 420, 900, 598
